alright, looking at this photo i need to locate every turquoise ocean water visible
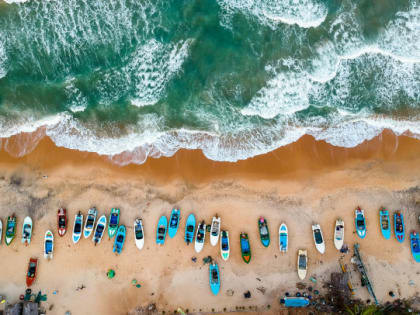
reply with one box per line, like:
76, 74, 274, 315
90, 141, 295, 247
0, 0, 419, 164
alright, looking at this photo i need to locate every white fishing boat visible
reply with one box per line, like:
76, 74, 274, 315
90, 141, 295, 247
220, 230, 230, 261
297, 249, 307, 280
72, 212, 83, 244
93, 215, 107, 245
134, 218, 144, 250
83, 208, 97, 238
210, 215, 221, 246
279, 223, 288, 253
195, 221, 206, 253
44, 230, 54, 260
334, 219, 344, 250
312, 224, 325, 254
21, 216, 33, 245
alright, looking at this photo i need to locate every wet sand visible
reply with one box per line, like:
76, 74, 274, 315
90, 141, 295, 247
0, 129, 420, 314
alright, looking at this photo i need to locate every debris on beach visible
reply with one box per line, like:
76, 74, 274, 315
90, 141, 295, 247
296, 282, 306, 290
244, 291, 251, 299
256, 287, 266, 295
76, 285, 86, 291
202, 256, 212, 264
309, 277, 317, 283
191, 257, 197, 263
107, 269, 115, 279
226, 289, 234, 296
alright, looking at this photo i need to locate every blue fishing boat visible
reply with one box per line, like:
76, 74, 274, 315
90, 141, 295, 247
258, 217, 270, 247
184, 213, 196, 245
410, 232, 420, 263
168, 208, 180, 238
379, 209, 391, 239
394, 212, 405, 243
279, 223, 288, 253
156, 216, 168, 245
209, 262, 220, 295
113, 225, 126, 254
355, 207, 366, 239
282, 297, 310, 308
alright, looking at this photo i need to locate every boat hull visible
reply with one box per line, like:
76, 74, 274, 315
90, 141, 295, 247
334, 219, 344, 250
394, 212, 405, 243
410, 232, 420, 263
134, 219, 144, 250
240, 233, 251, 264
72, 213, 83, 244
220, 231, 230, 261
284, 297, 310, 307
44, 230, 54, 260
379, 210, 391, 240
108, 208, 120, 239
184, 213, 196, 245
21, 216, 33, 245
210, 216, 221, 246
279, 223, 288, 253
194, 223, 206, 253
355, 209, 366, 239
156, 216, 168, 245
93, 215, 107, 245
113, 225, 126, 254
209, 263, 220, 295
168, 209, 180, 239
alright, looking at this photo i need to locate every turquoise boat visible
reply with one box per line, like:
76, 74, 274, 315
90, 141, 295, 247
113, 225, 126, 254
379, 209, 391, 239
156, 216, 168, 245
258, 217, 270, 247
283, 297, 310, 308
394, 212, 405, 243
168, 208, 180, 238
410, 232, 420, 263
355, 207, 366, 239
209, 262, 220, 295
108, 208, 120, 239
184, 213, 196, 245
5, 215, 16, 246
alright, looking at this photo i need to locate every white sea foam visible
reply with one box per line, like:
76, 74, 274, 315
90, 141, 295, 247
0, 38, 7, 79
3, 0, 30, 3
64, 80, 88, 113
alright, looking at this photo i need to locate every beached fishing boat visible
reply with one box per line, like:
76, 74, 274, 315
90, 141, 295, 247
410, 232, 420, 263
93, 215, 107, 246
194, 221, 206, 253
379, 209, 391, 240
355, 207, 366, 239
394, 212, 405, 243
209, 262, 220, 295
0, 218, 2, 244
210, 215, 221, 246
279, 223, 288, 253
26, 258, 38, 287
312, 224, 325, 254
21, 216, 33, 245
184, 213, 196, 245
134, 219, 144, 250
258, 217, 270, 247
156, 216, 168, 245
108, 208, 120, 239
240, 233, 251, 264
83, 208, 97, 239
57, 208, 67, 237
334, 219, 344, 250
220, 230, 230, 261
72, 212, 83, 244
282, 297, 310, 308
297, 249, 307, 280
113, 225, 126, 254
168, 208, 180, 238
44, 230, 54, 260
5, 215, 16, 246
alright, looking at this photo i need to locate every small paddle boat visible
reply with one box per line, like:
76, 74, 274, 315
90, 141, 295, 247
410, 232, 420, 263
93, 215, 107, 246
21, 216, 33, 245
220, 230, 230, 261
379, 209, 391, 239
258, 217, 270, 247
113, 225, 126, 254
240, 233, 251, 264
168, 208, 180, 238
334, 219, 344, 250
134, 218, 144, 250
312, 224, 325, 254
355, 207, 366, 239
279, 223, 288, 253
0, 218, 2, 244
282, 297, 310, 308
44, 230, 54, 260
5, 215, 17, 246
57, 208, 67, 237
84, 208, 97, 239
194, 221, 206, 253
209, 262, 220, 295
184, 213, 196, 245
108, 208, 120, 239
26, 258, 38, 287
210, 215, 221, 246
72, 211, 83, 244
156, 216, 168, 245
297, 249, 307, 280
394, 211, 405, 243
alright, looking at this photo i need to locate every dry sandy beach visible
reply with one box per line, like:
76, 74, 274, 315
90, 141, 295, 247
0, 129, 420, 314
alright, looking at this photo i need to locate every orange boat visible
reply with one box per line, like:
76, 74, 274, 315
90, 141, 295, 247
26, 258, 38, 287
57, 208, 67, 237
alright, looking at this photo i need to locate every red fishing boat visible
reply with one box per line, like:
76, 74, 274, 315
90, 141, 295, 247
57, 208, 67, 237
26, 258, 38, 287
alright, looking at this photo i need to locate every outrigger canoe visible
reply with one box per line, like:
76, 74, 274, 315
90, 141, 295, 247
209, 262, 220, 295
84, 208, 97, 239
44, 230, 54, 260
113, 225, 126, 255
168, 208, 180, 238
57, 208, 67, 237
194, 221, 206, 253
258, 217, 270, 247
5, 215, 17, 246
93, 215, 107, 245
72, 212, 83, 244
355, 207, 366, 239
379, 209, 391, 240
134, 218, 144, 250
394, 211, 405, 243
26, 258, 38, 287
21, 216, 33, 245
240, 233, 251, 264
410, 232, 420, 263
279, 223, 288, 253
220, 230, 230, 261
312, 224, 325, 254
108, 208, 120, 239
184, 213, 196, 245
297, 249, 307, 280
210, 215, 221, 246
156, 216, 168, 245
334, 219, 344, 250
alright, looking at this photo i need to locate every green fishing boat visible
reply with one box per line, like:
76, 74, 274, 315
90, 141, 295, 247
108, 208, 120, 239
240, 233, 251, 264
5, 215, 17, 246
258, 216, 270, 247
